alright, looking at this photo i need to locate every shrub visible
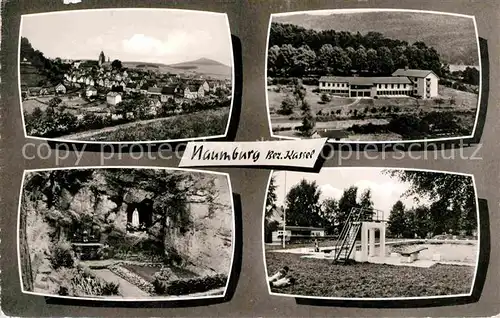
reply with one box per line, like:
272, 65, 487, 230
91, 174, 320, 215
50, 241, 74, 270
320, 93, 331, 103
277, 95, 296, 115
370, 107, 378, 114
102, 281, 120, 296
164, 274, 228, 296
312, 88, 320, 93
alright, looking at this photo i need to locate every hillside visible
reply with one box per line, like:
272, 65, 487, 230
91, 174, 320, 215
122, 57, 231, 79
273, 11, 479, 65
20, 63, 49, 87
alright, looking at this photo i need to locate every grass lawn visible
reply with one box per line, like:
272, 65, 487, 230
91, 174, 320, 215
23, 99, 48, 113
439, 85, 478, 109
266, 251, 475, 298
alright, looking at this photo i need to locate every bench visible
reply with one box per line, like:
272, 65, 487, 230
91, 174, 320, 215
398, 246, 428, 263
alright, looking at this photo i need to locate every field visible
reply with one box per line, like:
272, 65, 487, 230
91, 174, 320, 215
266, 251, 475, 298
22, 95, 99, 115
68, 107, 230, 141
269, 84, 478, 140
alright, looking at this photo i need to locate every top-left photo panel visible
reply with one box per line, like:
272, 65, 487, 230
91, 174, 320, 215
18, 9, 235, 144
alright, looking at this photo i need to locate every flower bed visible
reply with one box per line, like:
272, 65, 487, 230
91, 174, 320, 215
108, 264, 154, 294
152, 270, 227, 296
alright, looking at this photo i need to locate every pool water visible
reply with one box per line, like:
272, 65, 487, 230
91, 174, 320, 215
380, 243, 478, 264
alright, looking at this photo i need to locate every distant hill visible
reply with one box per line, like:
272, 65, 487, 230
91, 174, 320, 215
168, 58, 232, 79
273, 12, 479, 65
123, 57, 231, 80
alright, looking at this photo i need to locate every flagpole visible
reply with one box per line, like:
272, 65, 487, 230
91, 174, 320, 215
283, 171, 286, 248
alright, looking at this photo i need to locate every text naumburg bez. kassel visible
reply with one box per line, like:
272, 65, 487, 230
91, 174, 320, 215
190, 145, 316, 163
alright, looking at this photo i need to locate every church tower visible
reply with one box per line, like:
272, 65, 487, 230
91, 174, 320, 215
98, 51, 105, 66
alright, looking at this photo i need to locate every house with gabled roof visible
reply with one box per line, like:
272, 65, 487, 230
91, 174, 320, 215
183, 84, 205, 99
392, 68, 439, 99
55, 83, 67, 94
160, 86, 176, 102
106, 92, 122, 105
86, 86, 98, 98
147, 87, 162, 96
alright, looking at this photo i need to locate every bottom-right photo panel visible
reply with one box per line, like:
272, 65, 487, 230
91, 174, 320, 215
263, 167, 479, 300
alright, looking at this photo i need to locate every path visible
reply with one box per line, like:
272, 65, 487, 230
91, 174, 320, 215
59, 116, 177, 140
92, 269, 149, 298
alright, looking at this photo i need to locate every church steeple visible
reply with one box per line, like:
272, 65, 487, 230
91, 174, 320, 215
98, 50, 105, 66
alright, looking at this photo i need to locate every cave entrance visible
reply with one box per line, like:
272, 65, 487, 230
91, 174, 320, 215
126, 199, 154, 232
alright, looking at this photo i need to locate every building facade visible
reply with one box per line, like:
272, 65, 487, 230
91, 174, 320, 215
319, 69, 439, 99
271, 226, 326, 243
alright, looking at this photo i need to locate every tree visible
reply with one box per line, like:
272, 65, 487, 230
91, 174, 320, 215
353, 46, 368, 71
388, 200, 406, 238
111, 59, 123, 70
385, 169, 477, 236
292, 45, 316, 76
300, 100, 315, 137
321, 198, 339, 235
278, 95, 296, 115
265, 176, 278, 219
48, 97, 62, 110
267, 45, 282, 76
285, 179, 322, 227
264, 176, 279, 243
293, 84, 306, 105
409, 205, 431, 238
337, 186, 358, 233
358, 189, 374, 219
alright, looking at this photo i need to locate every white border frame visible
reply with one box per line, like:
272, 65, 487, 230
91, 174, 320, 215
261, 167, 481, 301
17, 166, 236, 302
18, 8, 236, 144
265, 8, 483, 144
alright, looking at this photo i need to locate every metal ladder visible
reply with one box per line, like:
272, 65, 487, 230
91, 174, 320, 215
334, 207, 375, 262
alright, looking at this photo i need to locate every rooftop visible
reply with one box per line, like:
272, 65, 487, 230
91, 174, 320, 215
392, 69, 437, 78
319, 76, 412, 85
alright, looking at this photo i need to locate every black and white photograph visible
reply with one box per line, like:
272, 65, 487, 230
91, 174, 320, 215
18, 167, 234, 300
266, 9, 481, 142
263, 168, 479, 299
19, 9, 234, 143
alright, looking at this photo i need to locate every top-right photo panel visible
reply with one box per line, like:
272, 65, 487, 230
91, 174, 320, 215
266, 9, 481, 143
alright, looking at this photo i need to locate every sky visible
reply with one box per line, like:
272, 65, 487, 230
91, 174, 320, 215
21, 9, 232, 66
272, 168, 430, 221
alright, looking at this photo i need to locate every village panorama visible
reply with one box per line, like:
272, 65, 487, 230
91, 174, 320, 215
20, 42, 233, 142
267, 11, 480, 142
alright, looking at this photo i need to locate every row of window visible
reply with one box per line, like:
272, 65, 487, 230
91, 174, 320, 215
321, 82, 347, 88
321, 82, 413, 89
376, 91, 412, 96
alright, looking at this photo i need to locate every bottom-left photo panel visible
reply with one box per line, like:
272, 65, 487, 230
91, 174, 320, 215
17, 167, 235, 301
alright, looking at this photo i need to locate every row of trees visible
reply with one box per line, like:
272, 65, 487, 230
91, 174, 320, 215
267, 23, 443, 78
386, 170, 477, 237
265, 177, 375, 238
264, 170, 477, 242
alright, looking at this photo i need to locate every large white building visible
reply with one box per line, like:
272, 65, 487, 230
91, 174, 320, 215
319, 68, 439, 99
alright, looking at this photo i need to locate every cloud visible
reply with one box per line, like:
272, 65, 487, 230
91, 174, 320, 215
122, 34, 171, 56
319, 184, 343, 202
121, 31, 211, 59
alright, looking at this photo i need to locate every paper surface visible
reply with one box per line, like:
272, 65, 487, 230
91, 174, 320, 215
180, 139, 327, 167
